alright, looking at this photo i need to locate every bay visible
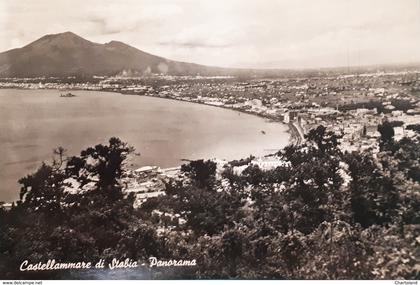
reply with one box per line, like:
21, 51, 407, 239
0, 89, 289, 201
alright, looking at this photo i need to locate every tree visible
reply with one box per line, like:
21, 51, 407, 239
168, 184, 244, 235
221, 230, 244, 276
378, 121, 395, 151
299, 221, 374, 279
2, 127, 420, 279
305, 125, 342, 155
18, 163, 67, 215
66, 137, 134, 199
344, 152, 399, 227
406, 124, 420, 134
241, 164, 264, 186
181, 159, 217, 190
0, 138, 150, 279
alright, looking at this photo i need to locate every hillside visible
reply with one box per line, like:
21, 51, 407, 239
0, 32, 230, 77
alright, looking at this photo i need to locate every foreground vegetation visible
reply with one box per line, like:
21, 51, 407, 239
0, 125, 419, 279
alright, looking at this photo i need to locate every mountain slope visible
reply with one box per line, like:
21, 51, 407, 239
0, 32, 229, 77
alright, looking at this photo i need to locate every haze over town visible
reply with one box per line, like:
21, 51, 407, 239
1, 0, 420, 69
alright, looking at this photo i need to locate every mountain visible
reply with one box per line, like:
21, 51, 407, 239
0, 32, 231, 77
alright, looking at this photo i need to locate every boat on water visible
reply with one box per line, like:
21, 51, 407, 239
60, 92, 76, 97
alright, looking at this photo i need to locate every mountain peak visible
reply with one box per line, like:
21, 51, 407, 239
53, 31, 78, 37
105, 40, 130, 48
41, 31, 84, 40
27, 31, 91, 48
0, 32, 223, 77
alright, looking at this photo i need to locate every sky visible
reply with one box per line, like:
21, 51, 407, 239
0, 0, 419, 69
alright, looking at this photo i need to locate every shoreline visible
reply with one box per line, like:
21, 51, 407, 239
121, 92, 303, 146
0, 87, 300, 203
1, 86, 304, 145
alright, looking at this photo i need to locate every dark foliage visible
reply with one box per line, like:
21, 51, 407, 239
1, 129, 419, 280
406, 124, 420, 134
181, 159, 217, 190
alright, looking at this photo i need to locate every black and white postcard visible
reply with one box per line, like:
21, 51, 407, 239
0, 0, 419, 281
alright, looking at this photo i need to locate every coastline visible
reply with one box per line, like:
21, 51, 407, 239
119, 91, 303, 146
0, 86, 305, 145
0, 87, 298, 203
287, 122, 303, 145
